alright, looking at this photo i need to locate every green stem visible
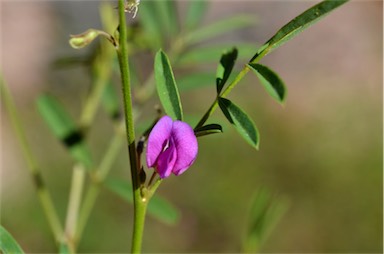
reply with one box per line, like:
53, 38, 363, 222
64, 164, 85, 253
117, 0, 147, 252
193, 41, 274, 130
148, 178, 163, 196
132, 197, 148, 253
36, 189, 64, 244
69, 38, 112, 252
0, 75, 64, 245
117, 0, 138, 186
130, 179, 163, 253
194, 66, 250, 129
75, 132, 124, 243
75, 184, 99, 245
75, 113, 143, 248
194, 45, 270, 129
71, 5, 117, 246
79, 53, 112, 130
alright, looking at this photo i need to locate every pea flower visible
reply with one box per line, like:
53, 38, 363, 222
146, 116, 198, 179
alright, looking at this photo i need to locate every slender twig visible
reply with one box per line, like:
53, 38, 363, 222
0, 75, 64, 245
194, 62, 253, 129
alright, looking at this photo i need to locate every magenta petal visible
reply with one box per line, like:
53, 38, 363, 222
156, 139, 177, 178
171, 120, 198, 176
146, 116, 173, 168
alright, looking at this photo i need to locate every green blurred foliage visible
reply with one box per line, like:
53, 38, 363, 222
1, 1, 382, 253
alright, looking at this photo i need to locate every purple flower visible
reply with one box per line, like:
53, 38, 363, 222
146, 116, 198, 179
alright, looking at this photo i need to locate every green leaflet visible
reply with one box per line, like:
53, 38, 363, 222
216, 48, 238, 94
250, 0, 349, 63
36, 95, 93, 168
218, 97, 259, 149
0, 226, 25, 254
155, 49, 183, 120
248, 63, 286, 104
104, 178, 180, 225
36, 95, 77, 140
194, 124, 223, 137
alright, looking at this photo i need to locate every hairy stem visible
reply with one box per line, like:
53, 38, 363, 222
116, 0, 147, 252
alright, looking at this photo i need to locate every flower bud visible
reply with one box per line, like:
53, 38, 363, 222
69, 29, 100, 49
69, 29, 117, 49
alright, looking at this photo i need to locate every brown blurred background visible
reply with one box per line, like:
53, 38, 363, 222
1, 0, 382, 253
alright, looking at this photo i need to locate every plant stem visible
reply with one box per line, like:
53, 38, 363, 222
64, 164, 85, 252
194, 66, 250, 129
0, 75, 64, 245
70, 4, 120, 248
117, 0, 138, 187
75, 184, 99, 245
131, 196, 148, 253
193, 45, 271, 130
75, 131, 124, 243
79, 49, 113, 131
117, 0, 147, 252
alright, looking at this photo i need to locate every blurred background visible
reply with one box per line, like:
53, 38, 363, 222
1, 0, 382, 253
